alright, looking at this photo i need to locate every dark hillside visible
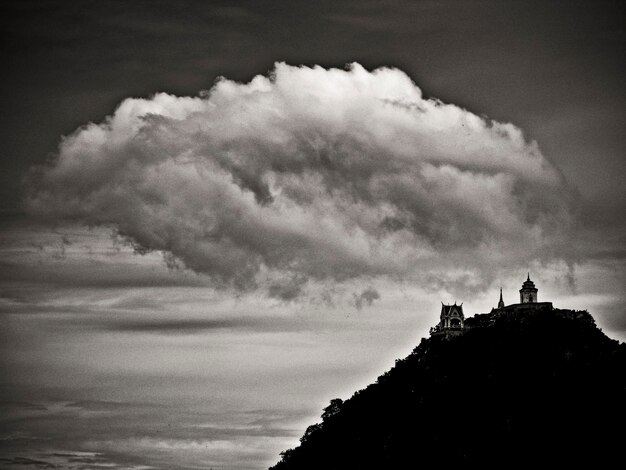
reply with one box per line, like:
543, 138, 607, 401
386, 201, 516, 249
271, 308, 626, 468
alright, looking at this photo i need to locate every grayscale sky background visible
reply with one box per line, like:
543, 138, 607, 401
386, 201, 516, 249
1, 1, 624, 469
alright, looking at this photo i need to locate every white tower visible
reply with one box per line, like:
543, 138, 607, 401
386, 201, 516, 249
519, 274, 538, 303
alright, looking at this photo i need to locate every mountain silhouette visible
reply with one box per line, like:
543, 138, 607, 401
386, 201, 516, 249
271, 307, 625, 468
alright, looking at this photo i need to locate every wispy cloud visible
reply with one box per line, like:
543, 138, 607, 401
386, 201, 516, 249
93, 317, 309, 335
0, 401, 308, 470
353, 286, 380, 310
0, 449, 155, 469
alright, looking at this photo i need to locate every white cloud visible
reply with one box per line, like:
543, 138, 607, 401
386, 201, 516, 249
26, 62, 574, 297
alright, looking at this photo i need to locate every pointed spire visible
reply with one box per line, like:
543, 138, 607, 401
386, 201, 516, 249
499, 287, 503, 302
527, 272, 530, 281
498, 287, 505, 309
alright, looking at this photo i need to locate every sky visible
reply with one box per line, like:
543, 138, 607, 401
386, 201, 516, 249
1, 1, 625, 469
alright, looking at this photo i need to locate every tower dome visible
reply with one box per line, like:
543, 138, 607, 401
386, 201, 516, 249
519, 273, 538, 303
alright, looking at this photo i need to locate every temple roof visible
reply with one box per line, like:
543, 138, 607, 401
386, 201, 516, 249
521, 273, 537, 290
441, 302, 464, 317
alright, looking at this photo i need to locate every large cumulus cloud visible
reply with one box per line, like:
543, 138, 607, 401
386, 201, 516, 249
26, 62, 574, 298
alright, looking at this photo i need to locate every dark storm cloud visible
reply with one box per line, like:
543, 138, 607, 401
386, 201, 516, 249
26, 63, 575, 296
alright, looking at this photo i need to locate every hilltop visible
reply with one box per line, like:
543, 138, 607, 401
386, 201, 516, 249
270, 307, 626, 468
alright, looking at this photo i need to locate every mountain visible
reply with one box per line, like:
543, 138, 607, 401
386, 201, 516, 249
270, 308, 626, 468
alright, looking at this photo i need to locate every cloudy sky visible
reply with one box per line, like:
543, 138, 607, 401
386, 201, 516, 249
1, 1, 624, 468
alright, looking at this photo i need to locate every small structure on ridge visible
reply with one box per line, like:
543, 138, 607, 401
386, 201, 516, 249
430, 302, 465, 336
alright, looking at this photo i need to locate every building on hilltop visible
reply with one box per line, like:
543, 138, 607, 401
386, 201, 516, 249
430, 275, 553, 337
430, 302, 465, 336
492, 274, 553, 314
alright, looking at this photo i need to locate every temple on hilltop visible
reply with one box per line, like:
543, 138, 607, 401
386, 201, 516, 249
491, 274, 553, 314
430, 275, 553, 337
430, 302, 465, 336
